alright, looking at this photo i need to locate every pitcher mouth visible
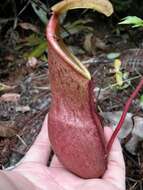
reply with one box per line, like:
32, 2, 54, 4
46, 0, 113, 80
52, 0, 113, 16
46, 13, 91, 80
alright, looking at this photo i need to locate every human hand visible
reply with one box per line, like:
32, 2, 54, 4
2, 115, 125, 190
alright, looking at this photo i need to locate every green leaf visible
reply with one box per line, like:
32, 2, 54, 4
116, 72, 123, 86
119, 16, 143, 28
62, 19, 93, 38
24, 34, 44, 46
140, 95, 143, 103
107, 52, 120, 60
25, 40, 47, 58
31, 0, 48, 24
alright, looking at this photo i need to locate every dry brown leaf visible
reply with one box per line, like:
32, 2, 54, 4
133, 116, 143, 138
0, 123, 17, 137
84, 35, 107, 54
0, 93, 20, 102
52, 0, 113, 16
125, 116, 143, 154
101, 111, 133, 139
19, 22, 39, 33
83, 33, 93, 53
16, 105, 30, 113
4, 54, 14, 62
94, 37, 107, 50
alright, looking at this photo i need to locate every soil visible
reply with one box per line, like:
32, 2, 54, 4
0, 16, 143, 190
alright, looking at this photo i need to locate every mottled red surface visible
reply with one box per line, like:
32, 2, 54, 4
46, 13, 107, 179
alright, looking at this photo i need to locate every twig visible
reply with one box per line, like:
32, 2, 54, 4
139, 181, 143, 190
16, 135, 27, 147
123, 148, 139, 167
127, 177, 139, 182
33, 86, 50, 90
129, 182, 138, 190
17, 0, 31, 17
137, 153, 141, 167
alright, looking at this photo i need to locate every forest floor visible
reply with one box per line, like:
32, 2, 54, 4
0, 13, 143, 190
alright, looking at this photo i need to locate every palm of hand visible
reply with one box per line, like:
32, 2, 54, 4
10, 116, 125, 190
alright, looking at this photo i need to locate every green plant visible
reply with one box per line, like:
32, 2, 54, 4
21, 34, 47, 59
119, 16, 143, 28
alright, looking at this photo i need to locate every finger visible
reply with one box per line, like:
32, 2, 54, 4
103, 127, 125, 190
48, 167, 83, 187
50, 155, 64, 168
22, 114, 51, 165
